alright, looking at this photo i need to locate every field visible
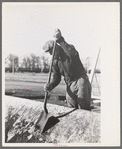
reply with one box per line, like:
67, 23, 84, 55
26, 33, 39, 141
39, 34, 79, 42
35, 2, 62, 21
5, 72, 101, 106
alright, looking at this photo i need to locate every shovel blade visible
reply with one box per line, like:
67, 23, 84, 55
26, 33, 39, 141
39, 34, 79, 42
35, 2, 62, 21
35, 111, 59, 133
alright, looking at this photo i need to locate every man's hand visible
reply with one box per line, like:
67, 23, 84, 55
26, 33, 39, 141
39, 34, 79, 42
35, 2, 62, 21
44, 83, 53, 92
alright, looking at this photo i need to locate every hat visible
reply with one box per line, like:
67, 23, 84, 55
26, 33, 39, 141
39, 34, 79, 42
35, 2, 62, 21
43, 40, 54, 52
53, 28, 62, 40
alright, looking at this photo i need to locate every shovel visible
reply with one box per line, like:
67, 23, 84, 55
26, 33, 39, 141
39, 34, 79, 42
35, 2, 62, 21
35, 41, 59, 133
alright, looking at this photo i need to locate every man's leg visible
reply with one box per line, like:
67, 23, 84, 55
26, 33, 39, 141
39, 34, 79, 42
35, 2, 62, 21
86, 79, 92, 109
77, 77, 91, 110
66, 83, 78, 109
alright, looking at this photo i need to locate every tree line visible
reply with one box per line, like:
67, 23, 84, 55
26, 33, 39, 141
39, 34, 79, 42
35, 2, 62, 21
5, 53, 50, 73
5, 54, 101, 74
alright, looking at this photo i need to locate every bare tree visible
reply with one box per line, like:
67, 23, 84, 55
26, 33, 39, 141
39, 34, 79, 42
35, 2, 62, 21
22, 57, 28, 68
41, 55, 49, 68
7, 54, 19, 72
35, 56, 41, 68
14, 57, 19, 68
30, 53, 36, 69
40, 55, 50, 73
5, 57, 9, 67
7, 54, 13, 68
21, 54, 41, 71
27, 57, 31, 69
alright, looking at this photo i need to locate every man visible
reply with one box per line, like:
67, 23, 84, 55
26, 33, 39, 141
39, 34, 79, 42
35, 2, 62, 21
43, 29, 91, 110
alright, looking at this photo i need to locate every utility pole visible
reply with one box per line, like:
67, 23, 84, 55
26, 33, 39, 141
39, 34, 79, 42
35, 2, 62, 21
89, 47, 101, 84
12, 56, 14, 73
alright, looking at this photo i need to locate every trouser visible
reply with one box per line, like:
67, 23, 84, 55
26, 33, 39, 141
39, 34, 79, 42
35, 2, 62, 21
66, 74, 91, 110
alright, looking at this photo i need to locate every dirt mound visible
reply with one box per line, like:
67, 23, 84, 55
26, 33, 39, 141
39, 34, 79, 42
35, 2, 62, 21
4, 96, 101, 143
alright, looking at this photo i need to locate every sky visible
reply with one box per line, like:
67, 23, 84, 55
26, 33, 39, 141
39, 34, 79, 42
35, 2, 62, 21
2, 2, 119, 65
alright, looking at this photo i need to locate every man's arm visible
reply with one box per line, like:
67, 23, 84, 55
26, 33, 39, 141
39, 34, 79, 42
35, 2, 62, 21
57, 42, 78, 58
49, 59, 61, 89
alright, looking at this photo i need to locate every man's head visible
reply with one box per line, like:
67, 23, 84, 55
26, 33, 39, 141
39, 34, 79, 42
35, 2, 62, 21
43, 40, 63, 56
43, 40, 54, 55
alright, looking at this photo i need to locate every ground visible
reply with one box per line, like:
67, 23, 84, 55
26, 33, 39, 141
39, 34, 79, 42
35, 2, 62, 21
4, 72, 101, 143
5, 96, 101, 143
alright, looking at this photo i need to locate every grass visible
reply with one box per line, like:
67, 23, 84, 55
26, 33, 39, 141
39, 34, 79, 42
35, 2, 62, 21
5, 72, 101, 108
5, 72, 101, 104
5, 72, 101, 97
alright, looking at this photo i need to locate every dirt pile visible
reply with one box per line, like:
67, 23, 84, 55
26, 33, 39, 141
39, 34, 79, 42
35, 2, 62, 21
4, 95, 100, 143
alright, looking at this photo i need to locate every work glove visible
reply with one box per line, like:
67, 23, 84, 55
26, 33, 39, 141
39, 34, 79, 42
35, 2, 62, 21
44, 83, 53, 92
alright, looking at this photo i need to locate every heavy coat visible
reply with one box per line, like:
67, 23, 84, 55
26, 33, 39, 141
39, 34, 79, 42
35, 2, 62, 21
43, 40, 91, 109
50, 42, 86, 88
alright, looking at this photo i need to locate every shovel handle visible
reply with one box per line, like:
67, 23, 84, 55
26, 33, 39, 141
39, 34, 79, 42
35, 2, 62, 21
44, 41, 56, 114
